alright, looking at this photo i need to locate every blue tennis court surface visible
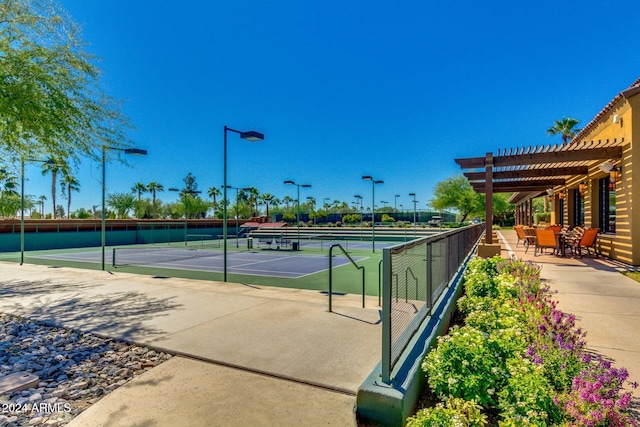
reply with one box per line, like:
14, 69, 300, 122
36, 248, 366, 279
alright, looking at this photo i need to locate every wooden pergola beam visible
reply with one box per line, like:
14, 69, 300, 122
464, 166, 588, 181
455, 147, 622, 169
472, 185, 551, 194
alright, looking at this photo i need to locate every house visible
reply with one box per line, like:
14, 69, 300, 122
455, 77, 640, 265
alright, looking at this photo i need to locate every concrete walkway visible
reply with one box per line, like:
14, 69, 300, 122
0, 262, 382, 426
498, 229, 640, 402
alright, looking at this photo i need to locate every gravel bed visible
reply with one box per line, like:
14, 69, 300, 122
0, 313, 173, 427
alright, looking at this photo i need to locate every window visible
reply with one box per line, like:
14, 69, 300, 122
598, 177, 616, 233
572, 188, 584, 227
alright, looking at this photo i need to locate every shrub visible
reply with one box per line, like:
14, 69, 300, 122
497, 357, 561, 425
406, 397, 487, 427
423, 325, 508, 407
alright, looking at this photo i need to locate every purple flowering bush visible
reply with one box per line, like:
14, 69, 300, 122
413, 256, 638, 426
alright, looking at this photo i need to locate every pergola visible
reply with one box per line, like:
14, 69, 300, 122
454, 141, 623, 244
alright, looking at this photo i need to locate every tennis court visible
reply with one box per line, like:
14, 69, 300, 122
36, 244, 367, 279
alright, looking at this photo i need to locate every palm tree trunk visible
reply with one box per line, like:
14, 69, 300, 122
51, 172, 57, 218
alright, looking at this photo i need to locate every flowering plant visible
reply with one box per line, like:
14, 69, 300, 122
416, 256, 639, 427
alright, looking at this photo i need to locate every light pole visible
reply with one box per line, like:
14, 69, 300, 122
223, 185, 242, 248
394, 194, 400, 211
409, 192, 418, 225
102, 146, 147, 270
362, 176, 383, 252
223, 126, 264, 282
284, 180, 311, 249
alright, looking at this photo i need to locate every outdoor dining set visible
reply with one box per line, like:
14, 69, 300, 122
514, 224, 600, 258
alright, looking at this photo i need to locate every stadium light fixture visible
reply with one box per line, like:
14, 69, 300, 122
223, 126, 264, 282
362, 176, 383, 252
284, 180, 311, 248
409, 193, 418, 225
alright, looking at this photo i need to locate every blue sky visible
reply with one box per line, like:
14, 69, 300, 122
24, 0, 640, 214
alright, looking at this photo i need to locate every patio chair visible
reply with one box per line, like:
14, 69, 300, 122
548, 224, 562, 233
523, 227, 537, 253
514, 225, 526, 247
534, 228, 558, 256
567, 228, 600, 258
564, 226, 585, 249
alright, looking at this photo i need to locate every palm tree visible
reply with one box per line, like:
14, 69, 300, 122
147, 182, 164, 218
207, 186, 221, 218
60, 174, 80, 219
41, 157, 67, 218
270, 197, 280, 210
283, 196, 293, 213
39, 195, 47, 217
245, 187, 259, 217
260, 192, 274, 217
131, 182, 148, 201
547, 118, 581, 143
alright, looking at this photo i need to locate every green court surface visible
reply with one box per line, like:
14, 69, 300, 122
0, 239, 389, 299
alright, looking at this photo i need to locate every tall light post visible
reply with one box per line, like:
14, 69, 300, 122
20, 158, 55, 265
394, 194, 400, 211
223, 126, 264, 282
284, 180, 311, 249
102, 146, 147, 270
409, 192, 418, 225
362, 176, 383, 252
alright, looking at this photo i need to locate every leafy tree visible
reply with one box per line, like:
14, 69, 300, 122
0, 193, 21, 218
431, 175, 484, 223
181, 172, 199, 196
547, 117, 581, 143
0, 0, 132, 163
55, 204, 65, 219
106, 192, 135, 218
282, 212, 296, 223
133, 199, 153, 219
73, 207, 92, 219
492, 193, 515, 226
0, 169, 18, 218
381, 213, 396, 223
184, 195, 209, 219
59, 173, 80, 219
342, 213, 362, 225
